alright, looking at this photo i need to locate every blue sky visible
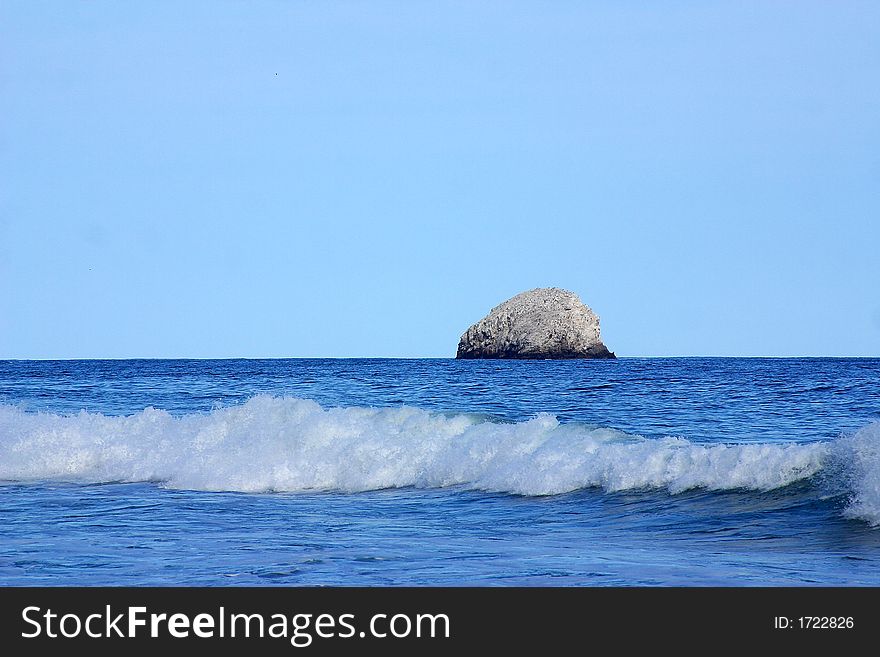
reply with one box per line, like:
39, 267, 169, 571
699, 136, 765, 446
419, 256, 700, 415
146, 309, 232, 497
1, 1, 878, 358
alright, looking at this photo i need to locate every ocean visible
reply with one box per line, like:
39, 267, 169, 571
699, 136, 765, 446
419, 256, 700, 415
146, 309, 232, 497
1, 357, 878, 586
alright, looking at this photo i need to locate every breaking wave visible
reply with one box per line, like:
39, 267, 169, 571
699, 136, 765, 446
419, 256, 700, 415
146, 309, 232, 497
0, 396, 877, 525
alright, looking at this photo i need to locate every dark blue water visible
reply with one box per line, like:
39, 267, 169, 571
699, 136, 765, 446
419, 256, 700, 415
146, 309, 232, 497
1, 358, 879, 585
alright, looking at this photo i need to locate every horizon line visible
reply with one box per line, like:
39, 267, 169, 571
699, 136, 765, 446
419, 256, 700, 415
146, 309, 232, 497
1, 355, 878, 362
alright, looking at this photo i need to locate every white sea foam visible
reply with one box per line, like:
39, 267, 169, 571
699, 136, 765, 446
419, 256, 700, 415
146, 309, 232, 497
0, 396, 837, 500
836, 422, 880, 526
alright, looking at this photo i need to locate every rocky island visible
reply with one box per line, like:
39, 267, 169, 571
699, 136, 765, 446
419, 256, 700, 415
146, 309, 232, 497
456, 288, 615, 359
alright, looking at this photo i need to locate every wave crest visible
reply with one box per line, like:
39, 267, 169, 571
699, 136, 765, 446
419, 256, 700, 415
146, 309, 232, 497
836, 422, 880, 526
0, 396, 831, 498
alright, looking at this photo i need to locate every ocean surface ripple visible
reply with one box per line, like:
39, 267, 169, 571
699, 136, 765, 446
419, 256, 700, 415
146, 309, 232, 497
1, 358, 879, 585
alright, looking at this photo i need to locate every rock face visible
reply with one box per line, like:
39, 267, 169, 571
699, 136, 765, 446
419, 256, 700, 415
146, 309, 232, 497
456, 288, 615, 359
